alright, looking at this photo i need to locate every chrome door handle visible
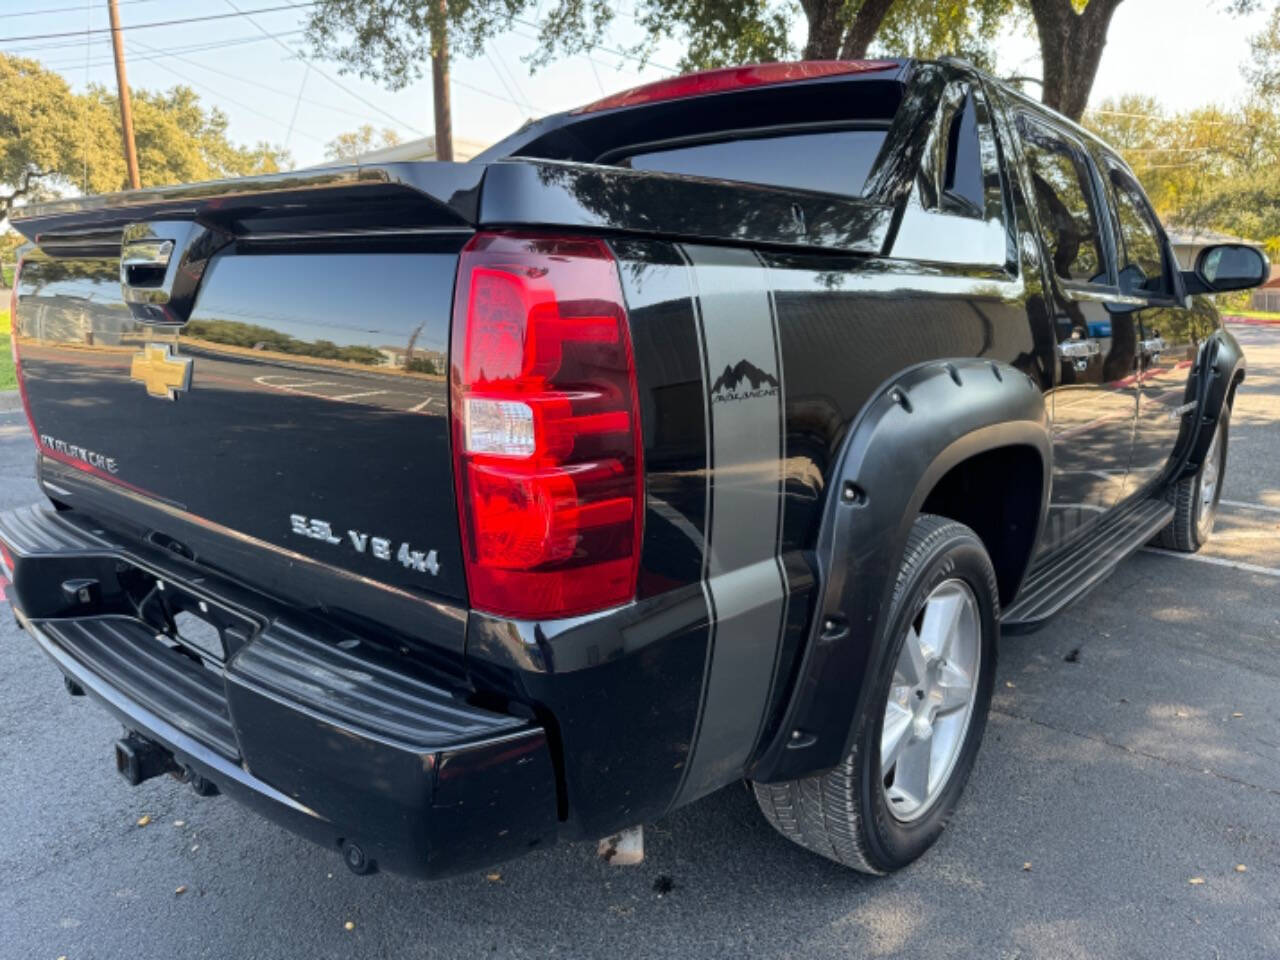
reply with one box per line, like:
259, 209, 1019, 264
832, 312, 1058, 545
1139, 336, 1166, 356
1058, 338, 1100, 373
1057, 339, 1101, 359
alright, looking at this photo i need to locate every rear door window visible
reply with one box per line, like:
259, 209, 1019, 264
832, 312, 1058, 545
618, 128, 887, 198
1018, 117, 1109, 285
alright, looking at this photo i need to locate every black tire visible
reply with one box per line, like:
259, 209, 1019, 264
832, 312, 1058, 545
1157, 407, 1229, 553
753, 514, 999, 874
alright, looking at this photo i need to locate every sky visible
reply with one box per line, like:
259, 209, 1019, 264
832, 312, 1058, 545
0, 0, 1274, 170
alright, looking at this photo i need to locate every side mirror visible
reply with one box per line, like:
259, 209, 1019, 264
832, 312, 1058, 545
1184, 243, 1270, 294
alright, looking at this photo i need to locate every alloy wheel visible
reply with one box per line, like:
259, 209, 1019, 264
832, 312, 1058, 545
880, 578, 982, 823
1196, 421, 1224, 540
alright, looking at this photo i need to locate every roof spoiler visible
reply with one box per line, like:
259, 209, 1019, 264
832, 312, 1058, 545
9, 163, 485, 257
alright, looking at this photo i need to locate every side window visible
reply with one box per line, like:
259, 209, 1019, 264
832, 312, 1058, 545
919, 82, 1003, 221
1018, 118, 1108, 285
887, 80, 1010, 268
1108, 169, 1173, 298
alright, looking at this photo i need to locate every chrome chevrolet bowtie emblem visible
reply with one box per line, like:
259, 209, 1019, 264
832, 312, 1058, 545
130, 343, 192, 400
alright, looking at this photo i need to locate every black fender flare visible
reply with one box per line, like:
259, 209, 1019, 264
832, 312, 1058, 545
750, 358, 1050, 784
1173, 326, 1245, 481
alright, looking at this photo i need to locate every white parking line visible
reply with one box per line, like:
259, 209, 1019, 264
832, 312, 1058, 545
1140, 547, 1280, 578
329, 389, 389, 401
1221, 499, 1280, 515
409, 398, 434, 412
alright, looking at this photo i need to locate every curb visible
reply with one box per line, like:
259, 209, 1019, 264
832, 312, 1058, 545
1223, 315, 1280, 326
0, 390, 21, 414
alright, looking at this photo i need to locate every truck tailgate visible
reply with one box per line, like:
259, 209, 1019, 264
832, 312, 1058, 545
10, 166, 477, 605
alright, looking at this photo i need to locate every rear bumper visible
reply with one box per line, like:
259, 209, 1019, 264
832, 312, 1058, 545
1, 504, 559, 879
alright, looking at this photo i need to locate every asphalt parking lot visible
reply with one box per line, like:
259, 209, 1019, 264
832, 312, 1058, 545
1, 323, 1278, 960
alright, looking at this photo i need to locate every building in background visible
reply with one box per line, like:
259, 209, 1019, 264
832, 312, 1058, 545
1167, 226, 1250, 270
1251, 271, 1280, 312
348, 135, 491, 164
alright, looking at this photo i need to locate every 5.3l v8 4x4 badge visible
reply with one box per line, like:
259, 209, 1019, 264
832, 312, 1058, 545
289, 514, 440, 576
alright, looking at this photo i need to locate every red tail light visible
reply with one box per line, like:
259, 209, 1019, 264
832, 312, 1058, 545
450, 233, 644, 619
574, 59, 898, 114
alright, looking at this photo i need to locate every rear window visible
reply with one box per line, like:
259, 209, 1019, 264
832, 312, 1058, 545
618, 129, 886, 198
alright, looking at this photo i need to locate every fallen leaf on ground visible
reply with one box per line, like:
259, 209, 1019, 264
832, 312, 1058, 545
1232, 712, 1244, 718
173, 820, 185, 828
485, 872, 503, 884
1235, 864, 1248, 873
1188, 877, 1206, 885
344, 921, 355, 931
136, 815, 151, 827
174, 885, 187, 896
1022, 862, 1032, 872
1005, 681, 1016, 688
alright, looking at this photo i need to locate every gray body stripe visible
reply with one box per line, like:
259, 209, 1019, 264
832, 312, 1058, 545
675, 244, 789, 805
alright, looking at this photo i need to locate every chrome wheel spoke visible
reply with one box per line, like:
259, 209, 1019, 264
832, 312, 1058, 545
896, 625, 928, 687
880, 702, 913, 776
935, 661, 973, 714
888, 736, 932, 810
919, 590, 964, 660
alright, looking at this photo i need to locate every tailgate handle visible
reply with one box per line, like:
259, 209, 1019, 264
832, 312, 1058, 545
120, 220, 230, 326
121, 238, 174, 287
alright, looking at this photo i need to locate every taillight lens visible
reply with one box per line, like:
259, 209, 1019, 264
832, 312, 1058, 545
450, 233, 644, 619
574, 59, 899, 113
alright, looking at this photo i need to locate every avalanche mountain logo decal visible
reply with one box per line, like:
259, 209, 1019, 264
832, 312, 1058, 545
710, 359, 780, 404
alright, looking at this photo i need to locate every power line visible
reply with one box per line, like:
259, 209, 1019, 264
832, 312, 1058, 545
452, 75, 549, 114
123, 36, 330, 145
124, 34, 386, 124
220, 0, 426, 137
35, 30, 308, 71
507, 23, 677, 75
5, 0, 164, 18
0, 2, 317, 44
486, 46, 531, 116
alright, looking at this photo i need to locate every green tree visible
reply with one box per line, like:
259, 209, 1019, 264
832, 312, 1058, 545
1022, 0, 1125, 122
615, 0, 1019, 71
1246, 2, 1280, 100
325, 125, 404, 162
87, 84, 288, 187
0, 54, 120, 222
1086, 95, 1280, 258
2, 53, 289, 225
306, 1, 1018, 100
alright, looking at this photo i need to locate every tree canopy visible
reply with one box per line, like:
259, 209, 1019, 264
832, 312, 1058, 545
1086, 94, 1280, 258
1, 53, 288, 224
325, 125, 404, 162
305, 0, 1152, 122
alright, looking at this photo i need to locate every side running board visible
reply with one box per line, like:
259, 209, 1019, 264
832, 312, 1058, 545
1002, 498, 1174, 633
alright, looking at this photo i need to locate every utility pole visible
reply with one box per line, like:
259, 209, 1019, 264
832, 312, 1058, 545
107, 0, 141, 189
431, 0, 453, 162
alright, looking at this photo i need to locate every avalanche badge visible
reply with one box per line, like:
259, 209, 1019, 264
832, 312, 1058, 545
130, 343, 192, 400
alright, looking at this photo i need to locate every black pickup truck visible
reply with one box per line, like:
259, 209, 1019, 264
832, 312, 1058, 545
3, 58, 1268, 879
